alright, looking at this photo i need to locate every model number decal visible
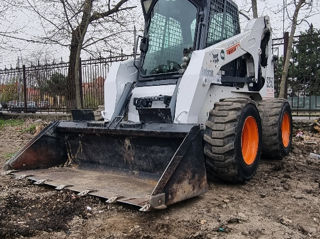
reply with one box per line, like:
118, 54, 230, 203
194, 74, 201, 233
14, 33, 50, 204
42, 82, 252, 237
201, 67, 214, 77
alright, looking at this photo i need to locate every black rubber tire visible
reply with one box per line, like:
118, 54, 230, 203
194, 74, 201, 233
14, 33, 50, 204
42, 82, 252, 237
258, 98, 292, 159
204, 98, 262, 183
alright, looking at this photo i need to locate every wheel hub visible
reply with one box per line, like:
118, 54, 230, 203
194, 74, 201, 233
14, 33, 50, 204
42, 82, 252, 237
241, 116, 259, 165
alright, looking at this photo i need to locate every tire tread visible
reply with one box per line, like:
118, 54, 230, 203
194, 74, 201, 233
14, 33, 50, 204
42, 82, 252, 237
204, 97, 259, 183
258, 99, 292, 159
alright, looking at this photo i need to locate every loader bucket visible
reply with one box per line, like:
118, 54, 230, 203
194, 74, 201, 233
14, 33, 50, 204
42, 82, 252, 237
3, 121, 207, 211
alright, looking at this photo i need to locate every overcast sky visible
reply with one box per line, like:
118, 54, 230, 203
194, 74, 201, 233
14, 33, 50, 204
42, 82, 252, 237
0, 0, 319, 68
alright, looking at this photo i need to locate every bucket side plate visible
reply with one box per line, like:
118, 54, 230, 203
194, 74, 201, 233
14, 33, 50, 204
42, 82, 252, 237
4, 122, 67, 171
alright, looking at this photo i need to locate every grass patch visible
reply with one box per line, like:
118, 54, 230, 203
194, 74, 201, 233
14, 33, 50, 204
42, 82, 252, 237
0, 119, 24, 129
21, 124, 37, 134
4, 152, 15, 160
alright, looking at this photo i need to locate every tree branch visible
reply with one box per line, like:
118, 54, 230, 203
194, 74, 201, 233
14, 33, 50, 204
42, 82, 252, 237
240, 10, 251, 20
89, 0, 135, 22
60, 0, 74, 31
26, 0, 64, 31
83, 29, 131, 48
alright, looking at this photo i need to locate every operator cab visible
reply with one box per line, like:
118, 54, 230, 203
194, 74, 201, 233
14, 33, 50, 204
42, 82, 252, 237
138, 0, 240, 81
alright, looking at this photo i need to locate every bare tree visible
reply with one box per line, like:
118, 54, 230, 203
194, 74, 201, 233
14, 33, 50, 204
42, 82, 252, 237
238, 0, 260, 19
278, 0, 314, 98
239, 0, 261, 20
0, 1, 17, 49
25, 0, 136, 108
251, 0, 258, 18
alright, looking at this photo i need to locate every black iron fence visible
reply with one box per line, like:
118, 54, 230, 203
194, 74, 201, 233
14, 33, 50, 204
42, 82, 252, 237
287, 96, 320, 117
272, 32, 320, 117
1, 33, 319, 116
0, 54, 132, 112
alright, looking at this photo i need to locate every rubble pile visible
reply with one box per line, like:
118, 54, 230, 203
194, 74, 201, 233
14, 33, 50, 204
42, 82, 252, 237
312, 118, 320, 133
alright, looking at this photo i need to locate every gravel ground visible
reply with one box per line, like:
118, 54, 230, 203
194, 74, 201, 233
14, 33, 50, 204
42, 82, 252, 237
0, 118, 319, 239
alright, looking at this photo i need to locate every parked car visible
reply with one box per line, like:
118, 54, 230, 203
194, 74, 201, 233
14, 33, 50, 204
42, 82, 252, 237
27, 101, 37, 108
38, 101, 50, 109
1, 102, 8, 109
9, 101, 24, 113
7, 101, 17, 109
9, 101, 37, 113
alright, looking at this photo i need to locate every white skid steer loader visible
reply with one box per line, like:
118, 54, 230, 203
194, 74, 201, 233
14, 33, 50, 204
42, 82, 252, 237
4, 0, 292, 211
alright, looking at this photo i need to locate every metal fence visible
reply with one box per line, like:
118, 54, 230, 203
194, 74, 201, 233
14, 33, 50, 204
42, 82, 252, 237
0, 54, 132, 112
287, 96, 320, 116
272, 32, 320, 117
1, 33, 319, 116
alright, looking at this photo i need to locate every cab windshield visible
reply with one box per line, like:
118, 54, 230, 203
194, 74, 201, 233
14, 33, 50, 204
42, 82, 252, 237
141, 0, 197, 76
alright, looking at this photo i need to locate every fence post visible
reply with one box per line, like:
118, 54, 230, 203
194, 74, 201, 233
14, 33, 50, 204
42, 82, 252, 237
309, 95, 311, 119
283, 32, 289, 99
297, 93, 299, 117
79, 58, 84, 108
23, 65, 27, 113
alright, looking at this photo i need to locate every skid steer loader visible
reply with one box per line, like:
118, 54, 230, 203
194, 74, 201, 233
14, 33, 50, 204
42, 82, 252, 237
3, 0, 292, 211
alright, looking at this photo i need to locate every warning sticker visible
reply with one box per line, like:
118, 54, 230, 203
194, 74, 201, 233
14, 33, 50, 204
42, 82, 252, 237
226, 43, 240, 55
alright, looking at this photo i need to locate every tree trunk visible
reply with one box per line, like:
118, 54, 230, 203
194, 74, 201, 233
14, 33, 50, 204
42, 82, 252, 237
67, 0, 93, 109
279, 0, 305, 98
67, 32, 78, 109
251, 0, 258, 18
67, 30, 83, 109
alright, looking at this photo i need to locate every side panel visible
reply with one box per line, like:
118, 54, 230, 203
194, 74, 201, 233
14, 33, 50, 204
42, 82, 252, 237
240, 17, 265, 83
174, 50, 207, 124
175, 17, 272, 124
198, 85, 247, 124
259, 33, 275, 99
103, 59, 138, 121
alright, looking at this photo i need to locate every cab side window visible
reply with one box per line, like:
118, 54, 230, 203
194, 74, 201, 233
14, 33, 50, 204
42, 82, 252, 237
206, 0, 240, 47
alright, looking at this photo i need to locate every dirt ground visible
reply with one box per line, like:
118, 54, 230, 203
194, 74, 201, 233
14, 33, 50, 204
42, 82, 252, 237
0, 118, 319, 239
